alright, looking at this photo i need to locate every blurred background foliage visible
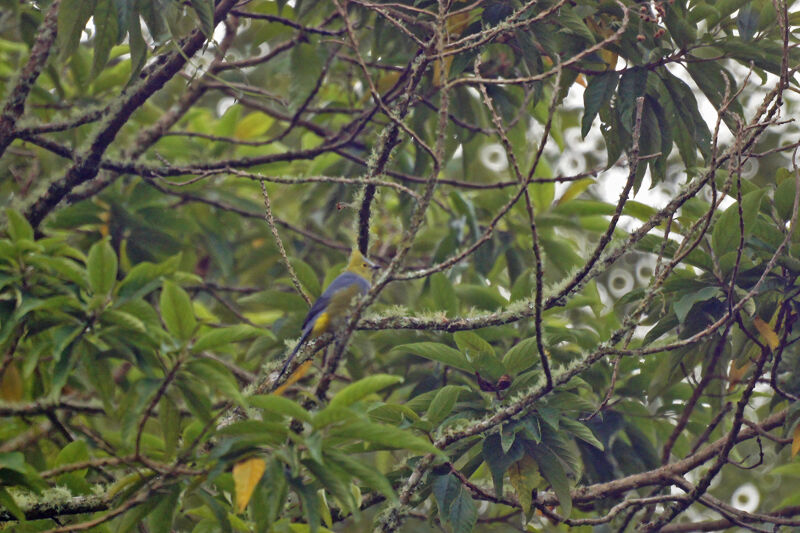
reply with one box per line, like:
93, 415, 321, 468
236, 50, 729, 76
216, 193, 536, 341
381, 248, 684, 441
1, 0, 800, 531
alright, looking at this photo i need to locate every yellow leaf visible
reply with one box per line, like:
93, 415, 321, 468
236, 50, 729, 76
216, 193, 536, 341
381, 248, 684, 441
273, 360, 313, 397
432, 56, 454, 88
727, 360, 751, 392
753, 316, 780, 350
556, 178, 594, 206
233, 457, 267, 513
234, 112, 274, 140
0, 362, 23, 402
793, 425, 800, 458
508, 455, 541, 515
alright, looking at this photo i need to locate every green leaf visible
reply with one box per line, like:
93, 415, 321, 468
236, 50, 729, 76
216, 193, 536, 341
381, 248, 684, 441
510, 456, 541, 516
301, 458, 355, 515
147, 485, 181, 533
249, 395, 312, 423
328, 421, 443, 455
288, 257, 321, 297
191, 0, 215, 37
289, 41, 324, 111
618, 68, 648, 130
57, 0, 97, 60
324, 449, 398, 503
426, 385, 463, 425
711, 189, 766, 257
87, 238, 117, 295
160, 280, 197, 341
328, 374, 403, 409
191, 325, 270, 353
559, 417, 604, 450
775, 176, 798, 221
527, 444, 572, 517
482, 433, 524, 495
736, 3, 759, 42
127, 13, 147, 84
91, 0, 119, 78
581, 72, 618, 138
430, 272, 458, 316
453, 331, 494, 357
449, 486, 478, 533
502, 337, 540, 375
664, 4, 696, 48
432, 474, 461, 519
160, 395, 180, 459
0, 488, 24, 521
393, 342, 473, 372
673, 286, 722, 323
55, 440, 89, 471
291, 479, 320, 533
185, 359, 245, 406
5, 209, 33, 241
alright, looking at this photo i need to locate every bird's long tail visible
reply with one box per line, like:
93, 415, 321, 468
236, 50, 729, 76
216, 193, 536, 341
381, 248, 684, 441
276, 328, 311, 382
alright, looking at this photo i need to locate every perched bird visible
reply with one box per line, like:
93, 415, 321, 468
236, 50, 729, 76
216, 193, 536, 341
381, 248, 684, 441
277, 249, 379, 381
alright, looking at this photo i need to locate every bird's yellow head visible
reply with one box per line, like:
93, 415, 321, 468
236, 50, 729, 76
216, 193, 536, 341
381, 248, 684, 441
346, 249, 379, 279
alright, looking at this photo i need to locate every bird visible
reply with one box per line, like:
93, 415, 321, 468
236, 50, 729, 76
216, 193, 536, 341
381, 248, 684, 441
276, 249, 379, 381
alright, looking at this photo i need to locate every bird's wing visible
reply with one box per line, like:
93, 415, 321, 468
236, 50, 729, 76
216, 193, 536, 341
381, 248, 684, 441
301, 272, 369, 332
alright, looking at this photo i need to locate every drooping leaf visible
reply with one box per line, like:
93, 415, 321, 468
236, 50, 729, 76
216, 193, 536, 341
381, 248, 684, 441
581, 72, 618, 138
234, 458, 267, 513
90, 0, 119, 79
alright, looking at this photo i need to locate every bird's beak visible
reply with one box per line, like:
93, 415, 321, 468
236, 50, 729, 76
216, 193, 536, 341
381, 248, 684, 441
366, 257, 380, 270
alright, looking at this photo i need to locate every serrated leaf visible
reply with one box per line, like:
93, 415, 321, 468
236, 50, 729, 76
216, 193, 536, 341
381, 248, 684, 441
191, 0, 215, 37
249, 395, 312, 423
234, 458, 267, 513
432, 474, 461, 519
508, 455, 541, 515
527, 443, 572, 517
393, 343, 473, 372
449, 486, 477, 533
482, 433, 524, 495
191, 325, 269, 353
87, 238, 117, 296
581, 72, 618, 138
160, 280, 196, 341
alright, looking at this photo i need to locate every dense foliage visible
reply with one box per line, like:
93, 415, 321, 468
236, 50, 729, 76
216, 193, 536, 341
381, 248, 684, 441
1, 0, 800, 531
